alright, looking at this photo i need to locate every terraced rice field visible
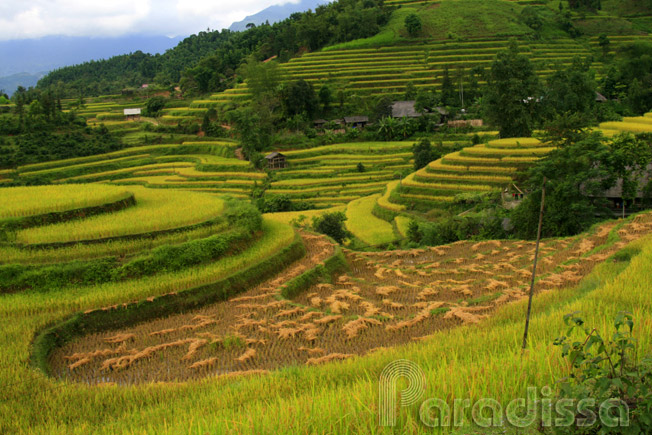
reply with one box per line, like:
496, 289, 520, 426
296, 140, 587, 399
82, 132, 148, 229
50, 211, 652, 384
267, 141, 421, 208
0, 185, 132, 219
13, 187, 225, 245
598, 112, 652, 135
378, 137, 552, 211
193, 38, 599, 112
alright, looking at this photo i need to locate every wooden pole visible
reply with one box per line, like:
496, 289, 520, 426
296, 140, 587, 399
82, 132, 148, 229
522, 177, 546, 352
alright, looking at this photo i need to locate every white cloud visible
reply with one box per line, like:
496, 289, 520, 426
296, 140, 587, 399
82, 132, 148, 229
0, 0, 302, 40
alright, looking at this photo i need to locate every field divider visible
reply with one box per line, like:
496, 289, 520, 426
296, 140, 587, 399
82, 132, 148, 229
12, 216, 223, 250
279, 237, 348, 300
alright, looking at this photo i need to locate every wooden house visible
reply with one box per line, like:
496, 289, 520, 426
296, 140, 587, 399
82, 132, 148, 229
343, 116, 369, 129
265, 152, 287, 170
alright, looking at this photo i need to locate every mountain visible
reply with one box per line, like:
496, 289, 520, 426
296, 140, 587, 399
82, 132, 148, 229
229, 0, 330, 31
0, 35, 184, 95
0, 73, 44, 95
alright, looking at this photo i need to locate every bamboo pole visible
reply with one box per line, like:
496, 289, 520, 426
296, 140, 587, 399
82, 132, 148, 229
522, 177, 546, 352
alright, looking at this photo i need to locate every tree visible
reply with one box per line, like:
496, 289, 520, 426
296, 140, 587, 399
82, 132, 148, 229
282, 79, 318, 118
356, 162, 366, 173
243, 58, 281, 102
544, 57, 596, 121
520, 7, 542, 32
377, 116, 398, 140
318, 85, 333, 114
607, 133, 652, 214
312, 212, 351, 244
413, 137, 441, 170
145, 96, 166, 117
404, 81, 417, 100
373, 96, 393, 121
511, 132, 614, 238
484, 41, 541, 138
440, 66, 456, 106
404, 14, 422, 37
598, 33, 610, 57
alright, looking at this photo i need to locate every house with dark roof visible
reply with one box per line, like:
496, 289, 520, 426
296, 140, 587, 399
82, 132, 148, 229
391, 101, 422, 118
265, 151, 287, 170
343, 116, 369, 129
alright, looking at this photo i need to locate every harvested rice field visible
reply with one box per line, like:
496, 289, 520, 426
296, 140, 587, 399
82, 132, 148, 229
51, 212, 652, 384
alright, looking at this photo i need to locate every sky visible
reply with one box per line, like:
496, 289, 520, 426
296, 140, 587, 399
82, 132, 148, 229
0, 0, 301, 41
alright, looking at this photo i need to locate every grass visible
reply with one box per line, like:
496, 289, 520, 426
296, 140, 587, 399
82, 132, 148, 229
346, 194, 399, 246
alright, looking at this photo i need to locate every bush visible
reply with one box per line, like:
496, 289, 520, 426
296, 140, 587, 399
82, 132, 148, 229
552, 312, 652, 434
404, 14, 422, 37
312, 212, 351, 244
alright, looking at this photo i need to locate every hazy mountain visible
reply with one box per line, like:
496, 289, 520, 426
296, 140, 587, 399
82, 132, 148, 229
0, 35, 184, 95
229, 0, 330, 31
0, 73, 44, 96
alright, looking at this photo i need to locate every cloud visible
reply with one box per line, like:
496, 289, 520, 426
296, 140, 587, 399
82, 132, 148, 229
0, 0, 302, 40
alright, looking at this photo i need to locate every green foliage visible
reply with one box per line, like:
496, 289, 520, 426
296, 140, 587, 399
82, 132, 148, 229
440, 66, 456, 107
408, 211, 507, 247
511, 132, 613, 239
568, 0, 602, 11
484, 41, 541, 138
255, 194, 310, 214
318, 84, 333, 114
356, 162, 366, 173
412, 137, 442, 171
544, 57, 597, 120
312, 211, 351, 244
144, 96, 166, 117
553, 312, 652, 434
598, 33, 611, 56
520, 7, 543, 31
607, 133, 652, 206
0, 125, 122, 170
404, 13, 422, 37
281, 80, 318, 118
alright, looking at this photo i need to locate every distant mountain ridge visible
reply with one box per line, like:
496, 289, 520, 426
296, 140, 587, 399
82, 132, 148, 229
0, 35, 184, 95
229, 0, 330, 31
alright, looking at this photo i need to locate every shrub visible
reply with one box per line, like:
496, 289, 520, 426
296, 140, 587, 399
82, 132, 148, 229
552, 312, 652, 434
312, 212, 350, 244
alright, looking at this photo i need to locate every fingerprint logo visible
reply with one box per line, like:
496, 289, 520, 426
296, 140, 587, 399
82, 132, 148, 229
379, 359, 426, 426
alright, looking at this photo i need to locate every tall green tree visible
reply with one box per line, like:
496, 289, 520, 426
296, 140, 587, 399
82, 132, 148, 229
607, 134, 652, 212
544, 57, 596, 122
412, 137, 442, 170
281, 79, 318, 118
484, 41, 541, 138
440, 66, 455, 106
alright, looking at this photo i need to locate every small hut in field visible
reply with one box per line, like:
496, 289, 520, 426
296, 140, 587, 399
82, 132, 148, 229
124, 108, 142, 121
265, 152, 287, 170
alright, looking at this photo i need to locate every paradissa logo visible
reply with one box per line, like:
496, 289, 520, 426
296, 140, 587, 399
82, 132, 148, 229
379, 359, 630, 429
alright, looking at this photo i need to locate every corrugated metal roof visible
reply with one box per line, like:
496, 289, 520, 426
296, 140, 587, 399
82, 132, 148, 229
124, 108, 142, 115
